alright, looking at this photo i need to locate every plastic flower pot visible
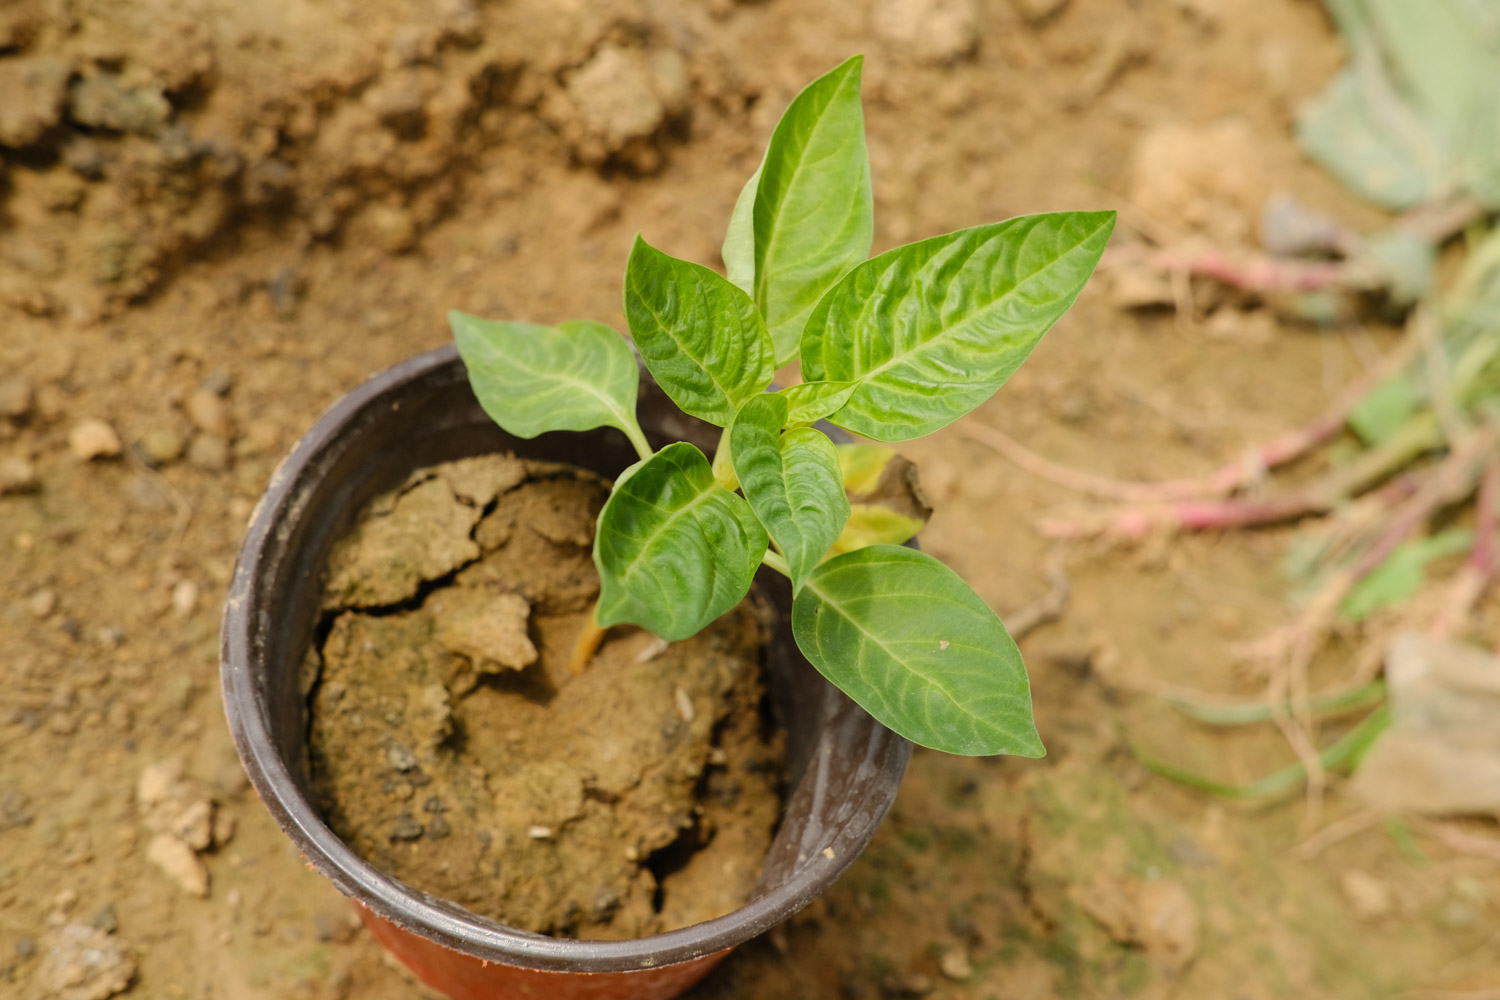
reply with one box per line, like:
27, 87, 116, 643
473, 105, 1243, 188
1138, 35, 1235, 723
220, 344, 912, 1000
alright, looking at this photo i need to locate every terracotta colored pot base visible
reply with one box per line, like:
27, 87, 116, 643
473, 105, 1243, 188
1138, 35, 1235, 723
357, 905, 729, 1000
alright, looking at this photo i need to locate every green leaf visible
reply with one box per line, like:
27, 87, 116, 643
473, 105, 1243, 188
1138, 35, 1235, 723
1347, 373, 1419, 446
751, 55, 874, 365
792, 545, 1042, 756
594, 442, 768, 641
1361, 0, 1498, 148
1363, 230, 1436, 303
776, 381, 856, 427
830, 503, 927, 555
723, 160, 762, 297
730, 393, 849, 590
1338, 528, 1474, 621
450, 311, 640, 439
1295, 68, 1442, 211
623, 236, 775, 427
803, 212, 1116, 442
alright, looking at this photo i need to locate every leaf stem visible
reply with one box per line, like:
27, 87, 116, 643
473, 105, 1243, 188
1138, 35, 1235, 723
760, 548, 791, 578
711, 425, 738, 490
622, 420, 654, 463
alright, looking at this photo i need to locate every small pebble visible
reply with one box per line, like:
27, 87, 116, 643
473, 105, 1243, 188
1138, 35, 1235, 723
171, 580, 199, 618
939, 947, 973, 981
0, 375, 34, 420
200, 370, 234, 396
28, 588, 57, 618
427, 814, 450, 839
527, 825, 554, 840
388, 815, 424, 842
186, 387, 230, 438
91, 904, 118, 933
69, 419, 122, 460
186, 433, 230, 472
385, 743, 418, 771
0, 456, 38, 494
136, 427, 186, 466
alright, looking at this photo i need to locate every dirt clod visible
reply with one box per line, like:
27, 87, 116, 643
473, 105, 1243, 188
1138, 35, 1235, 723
873, 0, 981, 64
38, 923, 136, 1000
323, 473, 486, 608
146, 833, 209, 897
0, 56, 70, 148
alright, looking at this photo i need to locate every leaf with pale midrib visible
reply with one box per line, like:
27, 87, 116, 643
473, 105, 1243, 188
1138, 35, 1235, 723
450, 312, 639, 439
594, 442, 768, 641
792, 545, 1043, 757
803, 212, 1115, 442
731, 393, 849, 590
750, 56, 874, 365
624, 237, 774, 428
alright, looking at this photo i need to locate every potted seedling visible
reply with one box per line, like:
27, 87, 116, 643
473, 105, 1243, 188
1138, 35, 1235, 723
222, 56, 1112, 1000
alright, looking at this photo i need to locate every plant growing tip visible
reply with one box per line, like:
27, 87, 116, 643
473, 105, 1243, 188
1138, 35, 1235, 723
451, 55, 1114, 756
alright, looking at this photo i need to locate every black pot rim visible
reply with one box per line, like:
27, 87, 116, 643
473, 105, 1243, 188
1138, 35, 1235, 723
220, 344, 910, 974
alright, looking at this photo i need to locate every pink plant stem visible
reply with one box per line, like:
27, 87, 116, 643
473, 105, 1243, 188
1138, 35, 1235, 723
1348, 426, 1494, 581
1183, 250, 1352, 294
1106, 196, 1484, 295
1429, 452, 1500, 641
1039, 412, 1445, 539
970, 318, 1430, 508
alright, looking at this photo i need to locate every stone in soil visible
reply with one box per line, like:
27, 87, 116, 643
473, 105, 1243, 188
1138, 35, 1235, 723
0, 375, 35, 420
0, 456, 39, 494
68, 420, 122, 461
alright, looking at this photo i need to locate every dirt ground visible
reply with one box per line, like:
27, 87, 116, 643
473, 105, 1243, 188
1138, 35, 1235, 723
2, 0, 1498, 997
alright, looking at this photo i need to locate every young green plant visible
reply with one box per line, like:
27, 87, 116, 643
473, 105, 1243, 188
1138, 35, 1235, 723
450, 56, 1114, 757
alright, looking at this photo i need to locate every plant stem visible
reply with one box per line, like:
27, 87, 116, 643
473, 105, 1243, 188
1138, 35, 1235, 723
1039, 411, 1445, 538
1130, 704, 1391, 801
964, 316, 1431, 505
711, 425, 738, 490
567, 603, 608, 676
622, 421, 654, 463
761, 549, 791, 578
